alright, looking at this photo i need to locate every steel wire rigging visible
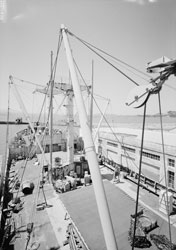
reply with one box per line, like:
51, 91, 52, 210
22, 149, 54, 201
65, 27, 176, 249
127, 60, 176, 249
67, 29, 176, 97
71, 45, 146, 177
67, 30, 149, 84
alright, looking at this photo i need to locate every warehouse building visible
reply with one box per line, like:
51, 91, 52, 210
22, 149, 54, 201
97, 128, 176, 191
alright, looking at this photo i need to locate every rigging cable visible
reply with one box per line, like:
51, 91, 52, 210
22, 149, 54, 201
36, 85, 49, 124
52, 30, 63, 80
107, 56, 150, 83
132, 103, 147, 250
164, 83, 176, 92
73, 56, 145, 175
12, 77, 44, 88
68, 30, 176, 97
67, 30, 150, 80
53, 95, 66, 116
11, 77, 48, 125
68, 30, 176, 205
93, 93, 110, 102
158, 92, 172, 245
68, 30, 140, 86
40, 30, 63, 141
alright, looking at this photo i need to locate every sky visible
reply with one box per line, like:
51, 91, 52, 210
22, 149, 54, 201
0, 0, 176, 118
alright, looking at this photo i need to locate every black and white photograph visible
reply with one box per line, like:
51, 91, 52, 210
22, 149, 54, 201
0, 0, 176, 249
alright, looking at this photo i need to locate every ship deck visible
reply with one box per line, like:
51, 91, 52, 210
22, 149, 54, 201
7, 157, 176, 250
8, 157, 70, 250
60, 168, 176, 250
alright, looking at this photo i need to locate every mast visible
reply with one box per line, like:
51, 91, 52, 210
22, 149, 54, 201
66, 88, 74, 170
49, 51, 54, 183
54, 81, 75, 171
9, 76, 48, 164
61, 24, 118, 250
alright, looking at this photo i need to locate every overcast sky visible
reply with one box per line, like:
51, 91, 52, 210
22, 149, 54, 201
0, 0, 176, 117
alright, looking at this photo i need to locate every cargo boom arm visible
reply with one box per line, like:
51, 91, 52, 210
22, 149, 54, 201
61, 24, 118, 250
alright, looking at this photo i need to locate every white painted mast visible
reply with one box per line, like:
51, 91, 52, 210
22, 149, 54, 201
66, 88, 74, 170
49, 51, 54, 182
61, 24, 118, 250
